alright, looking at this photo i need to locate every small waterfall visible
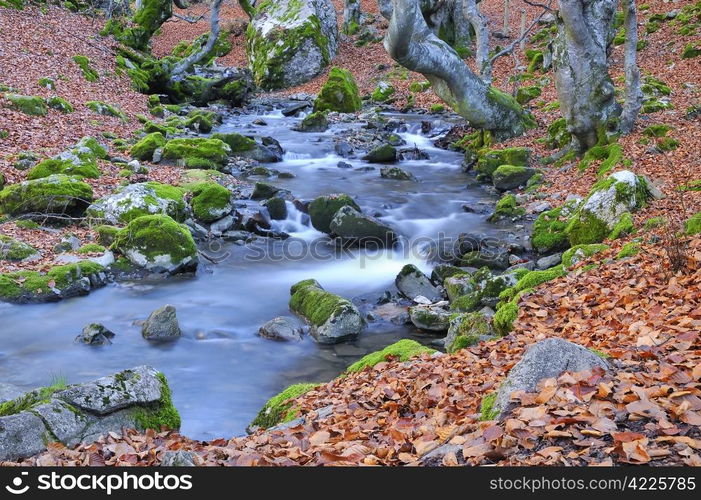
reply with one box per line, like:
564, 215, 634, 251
269, 201, 324, 241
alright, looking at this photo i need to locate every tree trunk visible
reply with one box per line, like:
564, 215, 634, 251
238, 0, 257, 18
463, 0, 490, 82
343, 0, 363, 32
174, 0, 189, 8
620, 0, 642, 134
171, 0, 224, 77
552, 0, 621, 151
385, 0, 534, 139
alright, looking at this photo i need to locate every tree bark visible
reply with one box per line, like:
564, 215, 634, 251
174, 0, 189, 8
620, 0, 642, 134
552, 0, 621, 151
463, 0, 490, 81
343, 0, 363, 32
238, 0, 257, 18
385, 0, 534, 139
171, 0, 224, 77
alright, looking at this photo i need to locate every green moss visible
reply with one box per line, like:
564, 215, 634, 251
346, 340, 434, 373
0, 174, 93, 216
15, 220, 39, 229
684, 211, 701, 235
5, 94, 47, 116
449, 291, 482, 312
490, 193, 525, 221
545, 117, 570, 150
114, 214, 196, 265
250, 383, 319, 429
516, 85, 541, 105
589, 348, 611, 359
642, 124, 672, 137
525, 49, 544, 73
0, 235, 37, 261
184, 109, 221, 133
500, 265, 567, 304
682, 43, 701, 58
562, 244, 609, 268
566, 210, 610, 246
609, 212, 634, 240
447, 334, 480, 353
209, 132, 255, 153
409, 80, 431, 93
429, 104, 445, 113
46, 96, 73, 113
616, 242, 640, 259
493, 299, 519, 336
96, 225, 120, 246
476, 147, 530, 179
578, 143, 623, 177
73, 55, 99, 82
643, 216, 667, 231
86, 101, 127, 121
0, 379, 67, 417
313, 67, 362, 113
0, 261, 104, 301
371, 83, 395, 103
532, 205, 572, 253
642, 99, 673, 114
308, 193, 360, 233
479, 392, 499, 421
76, 243, 106, 254
134, 372, 181, 431
657, 137, 680, 152
27, 158, 100, 180
289, 279, 356, 327
189, 182, 231, 222
131, 132, 166, 161
162, 138, 230, 169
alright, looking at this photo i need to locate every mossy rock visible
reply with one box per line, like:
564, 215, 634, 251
371, 82, 396, 103
289, 279, 365, 343
346, 340, 434, 373
515, 85, 541, 105
616, 242, 640, 259
73, 55, 99, 82
46, 96, 74, 113
86, 101, 127, 121
476, 147, 530, 180
490, 193, 525, 221
313, 67, 362, 113
445, 312, 494, 353
0, 235, 37, 261
492, 165, 536, 191
363, 144, 397, 163
86, 182, 187, 224
296, 111, 329, 132
250, 383, 319, 430
0, 174, 93, 217
682, 43, 701, 59
562, 244, 609, 268
189, 182, 231, 223
0, 261, 104, 303
114, 214, 197, 274
545, 117, 570, 150
499, 265, 567, 303
162, 138, 231, 169
308, 193, 360, 233
209, 133, 256, 153
96, 225, 120, 246
131, 132, 166, 161
532, 202, 577, 253
492, 299, 519, 336
184, 109, 222, 133
5, 94, 47, 116
685, 211, 701, 235
27, 158, 100, 180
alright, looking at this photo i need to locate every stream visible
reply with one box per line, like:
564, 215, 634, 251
0, 103, 516, 440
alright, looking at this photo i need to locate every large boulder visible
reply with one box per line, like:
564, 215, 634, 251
86, 182, 187, 224
0, 366, 179, 461
289, 279, 366, 343
210, 133, 283, 163
493, 338, 609, 417
395, 264, 444, 302
492, 165, 537, 191
408, 305, 451, 332
0, 235, 38, 261
444, 310, 494, 353
475, 147, 530, 180
142, 304, 182, 341
246, 0, 339, 90
329, 206, 397, 246
566, 170, 652, 245
161, 138, 231, 170
0, 174, 93, 217
113, 215, 198, 274
75, 323, 116, 346
189, 182, 232, 223
27, 137, 106, 180
308, 193, 360, 233
313, 67, 362, 113
258, 316, 304, 341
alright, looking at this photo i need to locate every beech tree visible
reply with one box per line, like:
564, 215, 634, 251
384, 0, 535, 139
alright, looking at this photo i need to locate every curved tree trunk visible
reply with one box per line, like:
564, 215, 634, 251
385, 0, 534, 139
463, 0, 489, 82
552, 0, 621, 151
171, 0, 224, 77
620, 0, 642, 134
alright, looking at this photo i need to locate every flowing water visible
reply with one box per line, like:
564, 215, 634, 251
0, 105, 512, 440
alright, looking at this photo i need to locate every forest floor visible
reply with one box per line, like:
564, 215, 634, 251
1, 0, 701, 466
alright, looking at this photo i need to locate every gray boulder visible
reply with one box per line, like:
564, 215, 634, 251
363, 144, 397, 163
161, 450, 197, 466
75, 323, 116, 346
492, 165, 537, 191
0, 366, 179, 461
536, 253, 563, 270
246, 0, 339, 90
142, 305, 182, 341
380, 166, 418, 181
86, 182, 187, 225
329, 206, 397, 246
258, 316, 304, 341
408, 305, 451, 332
395, 264, 444, 302
493, 338, 609, 416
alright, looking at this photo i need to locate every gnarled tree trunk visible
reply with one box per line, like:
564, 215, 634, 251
385, 0, 534, 139
620, 0, 642, 133
171, 0, 224, 76
552, 0, 621, 151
